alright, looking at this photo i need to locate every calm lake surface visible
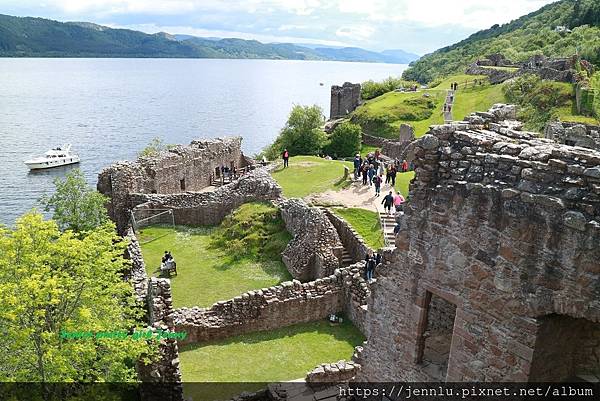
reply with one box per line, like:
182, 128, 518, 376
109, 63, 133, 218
0, 58, 407, 225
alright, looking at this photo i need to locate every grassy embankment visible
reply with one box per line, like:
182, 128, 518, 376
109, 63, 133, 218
180, 319, 364, 400
352, 73, 597, 139
138, 202, 292, 308
332, 207, 384, 250
352, 74, 504, 139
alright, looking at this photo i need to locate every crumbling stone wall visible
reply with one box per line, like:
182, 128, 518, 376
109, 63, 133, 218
124, 230, 183, 400
330, 82, 361, 119
172, 264, 371, 346
279, 199, 343, 281
130, 168, 281, 227
98, 137, 247, 233
306, 360, 360, 387
322, 208, 372, 264
357, 107, 600, 382
545, 121, 600, 151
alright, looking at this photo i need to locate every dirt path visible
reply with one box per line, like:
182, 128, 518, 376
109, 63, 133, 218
305, 178, 395, 214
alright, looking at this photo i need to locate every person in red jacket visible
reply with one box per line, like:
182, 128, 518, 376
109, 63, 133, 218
401, 159, 409, 173
282, 149, 289, 168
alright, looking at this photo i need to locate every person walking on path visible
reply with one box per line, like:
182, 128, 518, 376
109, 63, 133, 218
361, 162, 369, 185
382, 191, 394, 214
385, 164, 392, 184
393, 192, 405, 212
373, 174, 383, 196
367, 164, 376, 186
282, 149, 290, 168
353, 154, 362, 180
389, 165, 397, 186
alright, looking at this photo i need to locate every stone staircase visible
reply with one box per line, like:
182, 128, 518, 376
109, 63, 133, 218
316, 206, 356, 267
444, 89, 455, 122
379, 212, 397, 247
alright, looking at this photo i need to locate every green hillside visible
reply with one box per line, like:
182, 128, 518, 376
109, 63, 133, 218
352, 75, 506, 138
404, 0, 600, 83
0, 14, 418, 62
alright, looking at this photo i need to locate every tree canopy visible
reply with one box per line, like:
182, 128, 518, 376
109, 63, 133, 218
40, 169, 109, 234
0, 213, 155, 387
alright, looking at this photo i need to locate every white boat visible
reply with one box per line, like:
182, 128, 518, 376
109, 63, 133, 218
24, 144, 80, 170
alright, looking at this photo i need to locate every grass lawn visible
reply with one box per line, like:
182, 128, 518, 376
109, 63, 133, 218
271, 156, 353, 198
180, 320, 365, 400
393, 171, 415, 198
138, 204, 292, 308
332, 208, 384, 250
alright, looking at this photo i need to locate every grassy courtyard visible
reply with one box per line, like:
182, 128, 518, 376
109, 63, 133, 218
332, 207, 384, 250
271, 156, 353, 198
138, 203, 292, 308
180, 320, 364, 400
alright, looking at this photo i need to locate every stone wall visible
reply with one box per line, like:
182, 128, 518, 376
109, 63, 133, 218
356, 107, 600, 382
279, 199, 343, 281
98, 137, 247, 233
322, 208, 372, 263
124, 230, 183, 400
362, 132, 415, 161
130, 168, 281, 227
330, 82, 361, 119
172, 263, 370, 346
306, 360, 360, 387
545, 121, 600, 151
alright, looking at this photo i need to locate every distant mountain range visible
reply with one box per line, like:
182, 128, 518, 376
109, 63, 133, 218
0, 14, 420, 64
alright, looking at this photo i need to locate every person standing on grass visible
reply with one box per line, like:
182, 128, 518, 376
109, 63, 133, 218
282, 148, 290, 168
373, 174, 383, 196
368, 164, 376, 186
394, 192, 405, 212
382, 191, 394, 214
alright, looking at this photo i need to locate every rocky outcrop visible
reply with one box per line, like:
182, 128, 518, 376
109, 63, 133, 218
279, 199, 343, 281
306, 360, 361, 387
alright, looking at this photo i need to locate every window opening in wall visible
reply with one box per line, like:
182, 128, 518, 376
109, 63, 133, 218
214, 166, 220, 178
416, 291, 457, 380
180, 178, 186, 191
565, 140, 576, 146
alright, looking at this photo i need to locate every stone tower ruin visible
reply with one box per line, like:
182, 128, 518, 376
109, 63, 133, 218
330, 82, 361, 119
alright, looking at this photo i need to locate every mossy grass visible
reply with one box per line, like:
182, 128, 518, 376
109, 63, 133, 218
138, 202, 292, 308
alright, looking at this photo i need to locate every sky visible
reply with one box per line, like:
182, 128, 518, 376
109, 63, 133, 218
1, 0, 559, 54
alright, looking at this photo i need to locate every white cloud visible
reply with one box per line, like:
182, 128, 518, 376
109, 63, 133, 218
336, 25, 375, 40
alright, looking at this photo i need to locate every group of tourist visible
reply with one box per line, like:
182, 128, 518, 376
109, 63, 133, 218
352, 153, 412, 198
364, 251, 381, 282
450, 82, 459, 91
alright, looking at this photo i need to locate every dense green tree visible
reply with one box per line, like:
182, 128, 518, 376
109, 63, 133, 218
324, 122, 362, 158
40, 169, 108, 234
0, 213, 155, 389
265, 105, 327, 159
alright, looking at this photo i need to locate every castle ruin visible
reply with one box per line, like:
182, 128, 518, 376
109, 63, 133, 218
330, 82, 361, 119
356, 106, 600, 382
